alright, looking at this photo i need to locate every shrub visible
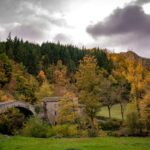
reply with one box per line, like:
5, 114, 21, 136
100, 119, 122, 131
110, 128, 129, 137
0, 108, 25, 135
53, 125, 69, 137
46, 127, 56, 137
98, 130, 107, 137
87, 129, 99, 137
78, 130, 88, 137
22, 117, 50, 138
126, 112, 143, 135
140, 93, 150, 132
68, 125, 79, 137
47, 124, 78, 138
34, 105, 41, 114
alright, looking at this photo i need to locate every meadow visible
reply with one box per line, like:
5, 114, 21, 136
0, 135, 150, 150
98, 104, 127, 120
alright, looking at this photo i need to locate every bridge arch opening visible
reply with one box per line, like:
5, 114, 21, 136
15, 106, 34, 117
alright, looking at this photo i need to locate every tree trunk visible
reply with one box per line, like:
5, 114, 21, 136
120, 103, 124, 121
136, 99, 141, 118
107, 106, 111, 119
135, 87, 141, 118
136, 98, 143, 134
90, 116, 95, 130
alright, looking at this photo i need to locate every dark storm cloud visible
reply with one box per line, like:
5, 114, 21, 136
86, 2, 150, 57
87, 5, 150, 37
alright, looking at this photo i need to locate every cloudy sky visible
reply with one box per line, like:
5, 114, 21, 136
0, 0, 150, 57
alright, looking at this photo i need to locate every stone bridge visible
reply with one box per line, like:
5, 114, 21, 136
0, 101, 36, 116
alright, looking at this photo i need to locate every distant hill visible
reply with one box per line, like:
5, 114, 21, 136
120, 51, 150, 70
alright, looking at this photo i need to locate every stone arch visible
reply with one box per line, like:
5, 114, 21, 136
0, 101, 36, 117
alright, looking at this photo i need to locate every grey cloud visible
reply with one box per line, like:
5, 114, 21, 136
86, 4, 150, 57
53, 33, 72, 44
134, 0, 150, 5
87, 5, 150, 37
0, 0, 68, 26
35, 0, 70, 12
0, 0, 22, 23
38, 14, 68, 27
0, 0, 70, 41
10, 24, 46, 42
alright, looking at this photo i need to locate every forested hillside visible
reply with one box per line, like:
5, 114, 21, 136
0, 34, 112, 75
119, 51, 150, 70
0, 35, 150, 137
0, 35, 112, 102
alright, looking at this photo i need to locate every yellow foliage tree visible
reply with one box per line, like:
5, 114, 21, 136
37, 70, 46, 84
140, 93, 150, 132
75, 55, 101, 129
36, 80, 53, 101
57, 92, 79, 124
126, 58, 146, 116
53, 60, 68, 86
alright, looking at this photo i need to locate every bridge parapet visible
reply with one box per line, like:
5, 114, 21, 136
0, 101, 36, 115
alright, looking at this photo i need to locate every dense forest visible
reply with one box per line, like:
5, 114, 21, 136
0, 34, 150, 137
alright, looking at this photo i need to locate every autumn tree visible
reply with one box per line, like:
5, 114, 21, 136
14, 75, 38, 104
0, 53, 12, 88
140, 93, 150, 132
99, 76, 117, 119
75, 55, 101, 129
144, 71, 150, 92
14, 64, 38, 104
112, 57, 130, 121
57, 92, 80, 124
140, 71, 150, 132
35, 80, 53, 101
115, 77, 130, 121
0, 90, 14, 102
126, 58, 146, 117
53, 60, 69, 86
37, 70, 46, 85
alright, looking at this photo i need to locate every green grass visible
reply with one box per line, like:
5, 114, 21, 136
0, 136, 150, 150
98, 104, 127, 119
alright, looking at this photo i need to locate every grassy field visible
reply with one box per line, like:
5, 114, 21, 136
98, 104, 127, 119
0, 136, 150, 150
